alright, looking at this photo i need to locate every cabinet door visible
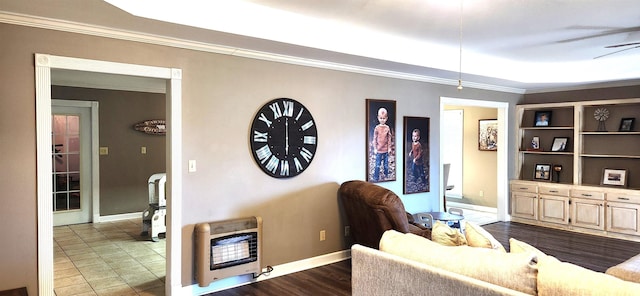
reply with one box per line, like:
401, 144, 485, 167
539, 195, 569, 225
512, 192, 538, 220
571, 198, 605, 230
606, 201, 640, 235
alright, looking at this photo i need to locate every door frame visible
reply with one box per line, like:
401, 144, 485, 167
35, 54, 183, 296
439, 97, 510, 221
51, 99, 99, 225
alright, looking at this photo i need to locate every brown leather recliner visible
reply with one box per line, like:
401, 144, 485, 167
339, 180, 431, 249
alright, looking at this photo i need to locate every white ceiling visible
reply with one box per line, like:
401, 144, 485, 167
102, 0, 640, 92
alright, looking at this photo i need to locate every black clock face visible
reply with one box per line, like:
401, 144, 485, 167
250, 98, 318, 178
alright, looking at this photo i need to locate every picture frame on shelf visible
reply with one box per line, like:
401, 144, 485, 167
534, 163, 552, 181
529, 136, 541, 151
551, 137, 568, 152
602, 168, 628, 187
618, 118, 635, 132
478, 119, 497, 151
534, 111, 551, 127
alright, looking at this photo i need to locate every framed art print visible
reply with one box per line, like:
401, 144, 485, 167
403, 116, 430, 194
530, 136, 541, 150
478, 119, 497, 151
619, 118, 635, 132
551, 137, 568, 152
534, 163, 552, 181
534, 111, 551, 127
602, 168, 628, 187
366, 99, 396, 183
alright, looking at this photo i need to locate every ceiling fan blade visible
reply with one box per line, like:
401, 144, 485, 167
605, 42, 640, 48
594, 45, 640, 59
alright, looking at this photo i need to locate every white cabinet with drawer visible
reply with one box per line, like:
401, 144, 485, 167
510, 180, 640, 241
538, 184, 570, 225
511, 181, 538, 220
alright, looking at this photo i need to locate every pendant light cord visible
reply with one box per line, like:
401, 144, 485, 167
457, 0, 463, 90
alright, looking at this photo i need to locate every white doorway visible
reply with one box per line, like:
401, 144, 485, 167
440, 97, 509, 221
35, 54, 183, 296
51, 100, 98, 226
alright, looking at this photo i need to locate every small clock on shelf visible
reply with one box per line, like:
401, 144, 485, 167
594, 108, 609, 131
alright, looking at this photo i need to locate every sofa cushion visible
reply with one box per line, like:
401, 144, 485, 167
538, 255, 640, 296
380, 230, 538, 295
605, 253, 640, 284
431, 221, 467, 246
509, 238, 547, 260
465, 221, 506, 252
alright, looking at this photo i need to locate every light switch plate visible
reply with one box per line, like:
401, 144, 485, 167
188, 160, 196, 172
99, 147, 109, 155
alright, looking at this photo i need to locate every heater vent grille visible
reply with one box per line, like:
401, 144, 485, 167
195, 216, 262, 287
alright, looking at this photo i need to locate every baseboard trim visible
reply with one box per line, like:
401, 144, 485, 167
184, 249, 351, 296
94, 212, 142, 223
447, 201, 497, 214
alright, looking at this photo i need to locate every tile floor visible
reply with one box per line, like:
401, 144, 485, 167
54, 219, 166, 296
459, 208, 499, 226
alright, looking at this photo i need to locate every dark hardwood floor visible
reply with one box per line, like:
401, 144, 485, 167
482, 222, 640, 272
208, 259, 351, 296
208, 222, 640, 295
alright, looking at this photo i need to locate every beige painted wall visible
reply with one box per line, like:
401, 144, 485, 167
0, 22, 525, 294
52, 86, 167, 215
444, 106, 498, 208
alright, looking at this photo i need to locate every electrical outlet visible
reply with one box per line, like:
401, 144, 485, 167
344, 226, 350, 237
479, 190, 484, 197
141, 146, 147, 154
320, 230, 326, 241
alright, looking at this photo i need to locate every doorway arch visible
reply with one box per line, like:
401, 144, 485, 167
440, 97, 510, 221
35, 54, 182, 296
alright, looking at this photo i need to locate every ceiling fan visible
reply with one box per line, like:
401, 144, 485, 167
594, 41, 640, 59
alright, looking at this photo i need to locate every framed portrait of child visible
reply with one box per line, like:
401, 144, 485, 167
403, 116, 430, 194
366, 99, 396, 183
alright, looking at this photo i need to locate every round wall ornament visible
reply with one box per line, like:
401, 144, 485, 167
249, 98, 318, 178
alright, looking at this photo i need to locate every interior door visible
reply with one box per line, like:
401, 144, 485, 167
52, 101, 92, 226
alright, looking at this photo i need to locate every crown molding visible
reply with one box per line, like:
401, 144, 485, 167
0, 11, 526, 94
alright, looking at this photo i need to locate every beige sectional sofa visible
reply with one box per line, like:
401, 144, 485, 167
351, 229, 640, 296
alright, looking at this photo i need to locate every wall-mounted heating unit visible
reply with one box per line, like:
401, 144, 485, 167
195, 216, 263, 287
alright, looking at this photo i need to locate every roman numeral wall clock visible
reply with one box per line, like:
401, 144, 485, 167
250, 98, 318, 178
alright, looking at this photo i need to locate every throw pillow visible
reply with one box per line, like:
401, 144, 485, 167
606, 253, 640, 284
509, 238, 547, 260
431, 221, 467, 246
464, 221, 506, 252
380, 230, 538, 295
538, 255, 640, 296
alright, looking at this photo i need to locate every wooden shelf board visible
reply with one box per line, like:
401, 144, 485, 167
580, 154, 640, 159
521, 126, 574, 130
520, 150, 573, 155
582, 131, 640, 135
